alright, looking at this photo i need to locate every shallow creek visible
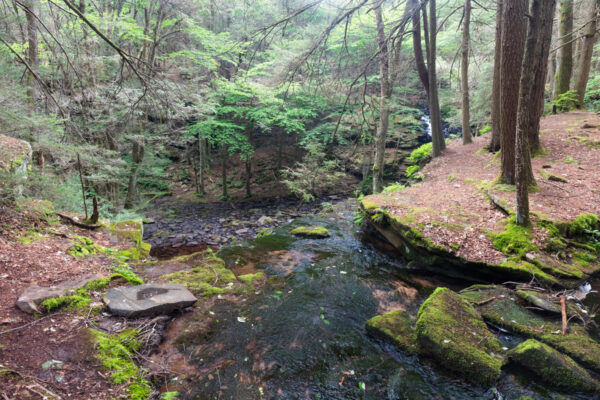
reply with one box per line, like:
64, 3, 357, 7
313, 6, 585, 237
150, 200, 599, 399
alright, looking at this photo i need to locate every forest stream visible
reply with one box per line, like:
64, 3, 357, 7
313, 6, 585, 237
145, 199, 600, 400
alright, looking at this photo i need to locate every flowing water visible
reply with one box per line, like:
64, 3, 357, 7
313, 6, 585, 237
169, 200, 597, 400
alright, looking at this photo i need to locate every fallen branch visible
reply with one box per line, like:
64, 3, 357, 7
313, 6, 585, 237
561, 295, 567, 335
56, 213, 103, 230
486, 190, 511, 215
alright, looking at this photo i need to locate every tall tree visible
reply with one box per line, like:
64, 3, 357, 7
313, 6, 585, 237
499, 0, 528, 185
23, 0, 38, 105
461, 0, 472, 144
574, 0, 599, 105
411, 0, 444, 156
489, 0, 503, 152
555, 0, 574, 96
426, 0, 445, 156
372, 4, 391, 194
515, 0, 557, 226
528, 0, 557, 152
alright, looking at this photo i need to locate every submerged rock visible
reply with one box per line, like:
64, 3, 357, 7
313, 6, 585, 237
508, 339, 599, 393
415, 287, 503, 386
365, 310, 417, 354
290, 225, 330, 238
104, 283, 197, 317
16, 274, 103, 314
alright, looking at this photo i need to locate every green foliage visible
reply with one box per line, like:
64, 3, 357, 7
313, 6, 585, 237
405, 165, 420, 179
479, 125, 492, 135
382, 183, 406, 193
89, 329, 152, 400
281, 142, 345, 203
552, 90, 580, 112
584, 75, 600, 109
568, 213, 599, 238
407, 143, 433, 165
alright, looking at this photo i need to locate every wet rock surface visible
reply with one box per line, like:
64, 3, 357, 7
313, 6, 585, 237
143, 196, 345, 255
103, 283, 197, 317
16, 274, 103, 313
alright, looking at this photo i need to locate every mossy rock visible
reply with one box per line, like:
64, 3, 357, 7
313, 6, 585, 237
567, 213, 598, 238
0, 134, 32, 173
290, 226, 330, 238
366, 310, 417, 354
461, 284, 600, 373
538, 169, 568, 183
107, 220, 151, 261
17, 198, 56, 224
508, 339, 599, 393
68, 235, 103, 258
415, 287, 503, 386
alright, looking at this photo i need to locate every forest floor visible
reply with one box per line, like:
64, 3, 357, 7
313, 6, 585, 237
0, 208, 137, 399
364, 110, 600, 267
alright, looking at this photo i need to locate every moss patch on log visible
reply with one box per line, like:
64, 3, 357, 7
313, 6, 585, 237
290, 225, 330, 238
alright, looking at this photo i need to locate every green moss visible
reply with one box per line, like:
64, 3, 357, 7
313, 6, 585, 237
568, 213, 598, 237
508, 339, 599, 393
107, 220, 151, 261
68, 235, 103, 258
539, 169, 568, 183
17, 230, 45, 244
415, 288, 503, 386
491, 217, 538, 258
88, 329, 152, 400
366, 310, 417, 354
41, 288, 91, 312
290, 226, 330, 238
492, 259, 559, 287
161, 251, 236, 297
237, 272, 264, 285
16, 198, 56, 224
360, 197, 381, 212
461, 285, 600, 373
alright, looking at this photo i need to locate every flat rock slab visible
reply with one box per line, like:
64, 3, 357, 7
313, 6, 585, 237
104, 284, 197, 318
16, 274, 103, 314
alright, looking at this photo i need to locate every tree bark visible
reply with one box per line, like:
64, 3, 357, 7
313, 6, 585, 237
198, 135, 206, 195
24, 0, 38, 105
125, 138, 145, 209
427, 0, 445, 156
499, 0, 528, 185
574, 0, 598, 105
528, 0, 557, 153
221, 148, 228, 200
372, 4, 391, 194
461, 0, 472, 144
411, 0, 429, 95
516, 0, 554, 226
555, 0, 574, 96
489, 0, 503, 152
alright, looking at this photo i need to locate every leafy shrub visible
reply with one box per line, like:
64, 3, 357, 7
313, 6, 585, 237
405, 165, 420, 178
281, 142, 345, 202
407, 142, 433, 164
479, 125, 492, 135
552, 90, 580, 112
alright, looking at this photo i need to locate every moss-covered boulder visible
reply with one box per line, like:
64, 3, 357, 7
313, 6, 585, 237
0, 134, 32, 173
508, 339, 599, 393
290, 225, 330, 238
461, 284, 600, 373
365, 310, 417, 354
107, 220, 151, 261
415, 287, 503, 386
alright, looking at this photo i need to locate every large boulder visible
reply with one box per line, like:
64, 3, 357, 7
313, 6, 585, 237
365, 310, 417, 354
16, 274, 103, 314
104, 284, 197, 317
415, 287, 503, 386
0, 134, 32, 174
461, 284, 600, 373
508, 339, 599, 393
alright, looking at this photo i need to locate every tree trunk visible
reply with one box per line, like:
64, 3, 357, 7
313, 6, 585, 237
198, 135, 206, 195
411, 0, 429, 95
245, 156, 252, 197
515, 0, 555, 226
427, 0, 445, 156
574, 0, 598, 105
461, 0, 472, 144
372, 5, 391, 194
499, 0, 528, 185
555, 0, 574, 96
125, 138, 145, 209
490, 0, 503, 152
528, 0, 557, 153
221, 149, 228, 200
24, 0, 38, 106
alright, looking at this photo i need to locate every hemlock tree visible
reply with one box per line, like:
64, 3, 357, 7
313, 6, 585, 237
461, 0, 472, 144
555, 0, 574, 97
499, 0, 528, 185
489, 0, 503, 152
574, 0, 599, 105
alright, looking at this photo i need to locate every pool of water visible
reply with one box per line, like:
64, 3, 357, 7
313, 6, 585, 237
173, 201, 597, 400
